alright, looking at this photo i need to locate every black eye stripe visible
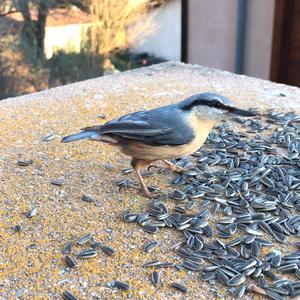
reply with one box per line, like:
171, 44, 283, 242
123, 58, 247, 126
181, 99, 233, 111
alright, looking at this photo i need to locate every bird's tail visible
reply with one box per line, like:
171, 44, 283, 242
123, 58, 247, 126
61, 130, 101, 143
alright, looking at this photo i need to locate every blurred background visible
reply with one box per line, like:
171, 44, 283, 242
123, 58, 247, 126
0, 0, 299, 100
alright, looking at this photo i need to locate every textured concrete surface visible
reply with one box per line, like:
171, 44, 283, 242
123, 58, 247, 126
0, 62, 300, 300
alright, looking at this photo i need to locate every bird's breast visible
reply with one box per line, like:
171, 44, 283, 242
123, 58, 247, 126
119, 114, 217, 161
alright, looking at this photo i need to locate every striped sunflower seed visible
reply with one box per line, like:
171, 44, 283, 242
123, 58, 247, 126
151, 270, 159, 286
143, 240, 159, 253
77, 248, 97, 259
77, 233, 94, 245
171, 282, 188, 293
62, 291, 78, 300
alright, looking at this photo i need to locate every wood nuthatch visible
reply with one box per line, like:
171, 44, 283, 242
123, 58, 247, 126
62, 92, 256, 197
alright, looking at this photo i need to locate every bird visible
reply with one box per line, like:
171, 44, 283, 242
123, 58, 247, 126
61, 92, 256, 198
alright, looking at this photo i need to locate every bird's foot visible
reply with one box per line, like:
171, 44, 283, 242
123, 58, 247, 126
142, 186, 163, 199
147, 164, 165, 173
169, 165, 185, 174
162, 160, 185, 174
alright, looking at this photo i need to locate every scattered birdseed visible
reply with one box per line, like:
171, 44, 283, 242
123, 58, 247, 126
96, 114, 107, 119
143, 260, 161, 268
12, 224, 21, 232
81, 194, 96, 203
77, 248, 97, 259
171, 283, 188, 293
151, 270, 159, 286
17, 159, 33, 166
62, 290, 78, 300
113, 280, 130, 290
50, 179, 64, 186
100, 244, 115, 256
26, 207, 37, 218
65, 256, 77, 268
77, 233, 94, 245
62, 241, 72, 254
43, 134, 56, 142
143, 240, 159, 253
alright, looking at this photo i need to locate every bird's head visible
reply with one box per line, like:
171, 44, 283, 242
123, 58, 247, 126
179, 92, 256, 121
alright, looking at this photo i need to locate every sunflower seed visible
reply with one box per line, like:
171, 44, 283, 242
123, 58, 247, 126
143, 224, 159, 234
151, 270, 159, 286
113, 280, 130, 290
62, 241, 72, 254
65, 256, 77, 268
12, 224, 22, 232
123, 212, 138, 222
17, 159, 33, 166
51, 179, 64, 186
143, 260, 161, 267
77, 233, 94, 245
227, 273, 246, 286
43, 134, 56, 142
171, 282, 188, 293
26, 207, 37, 218
143, 240, 159, 253
100, 245, 115, 256
235, 284, 246, 298
77, 248, 97, 259
81, 194, 96, 203
62, 291, 78, 300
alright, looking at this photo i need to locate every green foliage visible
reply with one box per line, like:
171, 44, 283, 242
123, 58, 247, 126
47, 50, 103, 87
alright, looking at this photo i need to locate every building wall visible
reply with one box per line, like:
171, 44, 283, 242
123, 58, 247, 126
244, 0, 275, 79
187, 0, 275, 79
187, 0, 238, 73
132, 0, 182, 61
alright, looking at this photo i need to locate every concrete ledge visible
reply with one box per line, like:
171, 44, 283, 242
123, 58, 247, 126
0, 62, 300, 299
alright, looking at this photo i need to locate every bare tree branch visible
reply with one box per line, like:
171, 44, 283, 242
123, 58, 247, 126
90, 0, 163, 61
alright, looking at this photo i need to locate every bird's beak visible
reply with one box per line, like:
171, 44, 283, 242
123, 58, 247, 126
230, 107, 257, 117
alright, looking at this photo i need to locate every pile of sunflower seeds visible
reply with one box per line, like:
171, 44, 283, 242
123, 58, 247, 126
123, 109, 300, 299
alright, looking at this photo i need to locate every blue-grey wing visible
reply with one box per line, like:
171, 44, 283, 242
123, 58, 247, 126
84, 105, 195, 146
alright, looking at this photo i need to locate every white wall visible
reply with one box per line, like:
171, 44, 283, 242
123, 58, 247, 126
44, 23, 90, 59
131, 0, 182, 61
